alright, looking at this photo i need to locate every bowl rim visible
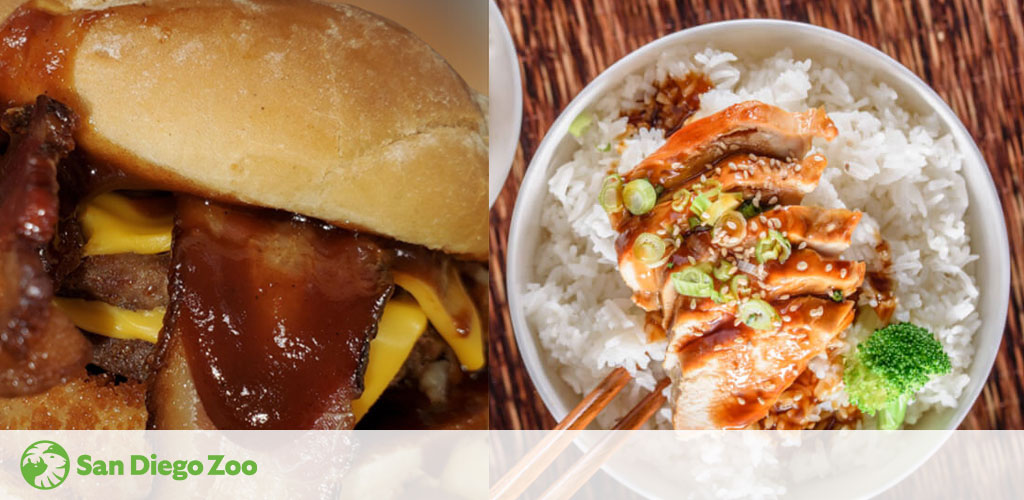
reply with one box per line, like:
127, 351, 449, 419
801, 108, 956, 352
488, 0, 523, 208
505, 18, 1009, 495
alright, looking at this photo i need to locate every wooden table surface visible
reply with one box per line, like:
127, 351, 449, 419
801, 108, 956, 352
488, 0, 1024, 431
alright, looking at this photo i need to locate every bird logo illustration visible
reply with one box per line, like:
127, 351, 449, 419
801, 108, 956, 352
21, 440, 70, 490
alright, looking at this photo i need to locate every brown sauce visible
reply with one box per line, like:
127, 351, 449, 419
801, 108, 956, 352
624, 72, 712, 136
168, 197, 393, 429
865, 240, 897, 323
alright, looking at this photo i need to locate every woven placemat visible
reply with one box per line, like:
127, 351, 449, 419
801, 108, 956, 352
489, 0, 1024, 432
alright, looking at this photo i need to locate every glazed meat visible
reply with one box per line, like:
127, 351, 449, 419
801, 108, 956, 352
150, 197, 392, 430
623, 101, 838, 190
609, 100, 867, 429
0, 96, 89, 396
669, 297, 855, 429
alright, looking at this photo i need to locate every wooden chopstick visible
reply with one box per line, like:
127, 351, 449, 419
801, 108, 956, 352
492, 368, 670, 500
538, 377, 671, 500
490, 367, 632, 500
556, 366, 632, 430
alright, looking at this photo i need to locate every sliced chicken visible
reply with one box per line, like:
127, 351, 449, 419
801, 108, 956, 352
745, 206, 861, 256
669, 297, 855, 429
624, 101, 838, 190
665, 252, 864, 351
759, 249, 866, 298
686, 153, 827, 205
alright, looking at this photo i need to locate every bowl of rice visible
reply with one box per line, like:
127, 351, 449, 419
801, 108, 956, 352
506, 18, 1009, 437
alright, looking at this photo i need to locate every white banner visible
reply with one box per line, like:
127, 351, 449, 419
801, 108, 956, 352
0, 431, 486, 499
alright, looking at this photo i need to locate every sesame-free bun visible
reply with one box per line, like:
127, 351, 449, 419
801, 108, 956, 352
0, 0, 487, 258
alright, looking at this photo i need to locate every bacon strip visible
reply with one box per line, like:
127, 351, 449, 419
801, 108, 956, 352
0, 96, 89, 396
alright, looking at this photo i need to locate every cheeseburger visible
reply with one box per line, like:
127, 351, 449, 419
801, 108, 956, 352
0, 0, 488, 429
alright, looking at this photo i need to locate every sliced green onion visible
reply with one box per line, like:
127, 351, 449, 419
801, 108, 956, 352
599, 175, 623, 214
730, 274, 751, 297
739, 299, 780, 330
597, 143, 612, 152
671, 189, 691, 212
701, 179, 722, 198
633, 232, 667, 265
623, 179, 657, 215
713, 260, 735, 281
690, 191, 711, 217
671, 266, 714, 298
755, 229, 792, 264
569, 111, 594, 138
831, 289, 844, 302
688, 216, 700, 229
713, 210, 747, 247
703, 192, 743, 224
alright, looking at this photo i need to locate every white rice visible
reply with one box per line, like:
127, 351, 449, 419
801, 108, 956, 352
522, 47, 978, 429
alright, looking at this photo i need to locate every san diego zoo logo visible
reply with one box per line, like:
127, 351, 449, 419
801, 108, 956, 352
21, 440, 70, 490
18, 439, 259, 490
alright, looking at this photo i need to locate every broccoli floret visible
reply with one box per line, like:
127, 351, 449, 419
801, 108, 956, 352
843, 322, 951, 429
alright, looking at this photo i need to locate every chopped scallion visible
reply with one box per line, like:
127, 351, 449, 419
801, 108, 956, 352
623, 179, 657, 215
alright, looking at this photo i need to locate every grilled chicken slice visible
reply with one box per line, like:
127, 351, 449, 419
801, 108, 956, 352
622, 204, 860, 315
686, 153, 827, 205
665, 251, 864, 350
624, 101, 838, 190
760, 249, 866, 298
668, 297, 855, 429
745, 206, 861, 256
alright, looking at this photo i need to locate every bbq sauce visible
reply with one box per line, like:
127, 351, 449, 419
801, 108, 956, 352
168, 197, 393, 429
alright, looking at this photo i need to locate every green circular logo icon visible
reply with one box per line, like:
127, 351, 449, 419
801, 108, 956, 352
21, 440, 70, 490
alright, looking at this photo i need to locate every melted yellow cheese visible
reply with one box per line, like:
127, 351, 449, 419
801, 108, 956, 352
394, 267, 485, 371
53, 298, 165, 344
351, 297, 429, 422
80, 192, 174, 256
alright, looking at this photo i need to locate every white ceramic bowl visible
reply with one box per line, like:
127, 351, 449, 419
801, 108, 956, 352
488, 0, 522, 207
505, 19, 1010, 497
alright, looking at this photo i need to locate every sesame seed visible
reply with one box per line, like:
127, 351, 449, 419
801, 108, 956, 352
688, 256, 696, 265
726, 221, 737, 230
796, 261, 808, 271
780, 294, 790, 300
795, 164, 802, 172
783, 315, 791, 322
690, 299, 697, 309
798, 242, 807, 250
737, 397, 746, 405
825, 264, 833, 272
750, 221, 759, 231
768, 196, 778, 205
840, 269, 848, 278
810, 307, 823, 318
759, 231, 767, 239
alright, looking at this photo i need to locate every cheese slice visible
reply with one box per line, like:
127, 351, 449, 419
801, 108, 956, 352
80, 192, 174, 256
351, 297, 429, 421
394, 266, 484, 371
53, 297, 165, 344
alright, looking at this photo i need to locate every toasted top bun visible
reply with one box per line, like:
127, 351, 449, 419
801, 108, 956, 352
0, 0, 487, 259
